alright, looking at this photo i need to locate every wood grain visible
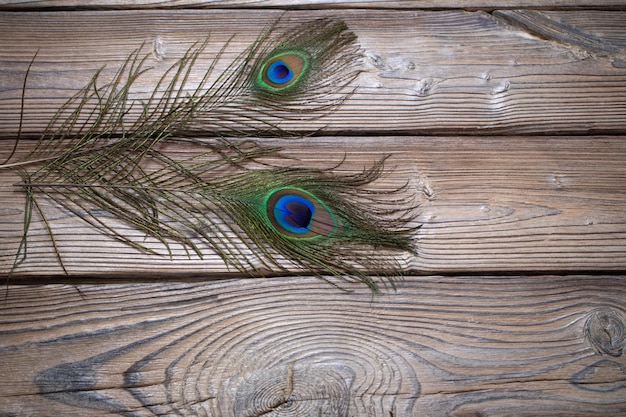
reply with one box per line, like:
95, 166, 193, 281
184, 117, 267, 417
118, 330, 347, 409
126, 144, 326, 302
1, 5, 626, 416
3, 0, 626, 10
2, 136, 626, 280
1, 10, 626, 137
0, 275, 624, 416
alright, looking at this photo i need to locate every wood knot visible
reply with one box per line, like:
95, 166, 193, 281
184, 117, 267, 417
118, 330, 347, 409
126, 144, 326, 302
152, 36, 165, 61
229, 364, 352, 417
584, 309, 626, 357
368, 53, 386, 69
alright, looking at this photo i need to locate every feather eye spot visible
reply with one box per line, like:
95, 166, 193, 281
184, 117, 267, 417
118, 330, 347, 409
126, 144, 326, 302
276, 195, 314, 232
266, 188, 336, 238
258, 52, 308, 91
266, 60, 293, 84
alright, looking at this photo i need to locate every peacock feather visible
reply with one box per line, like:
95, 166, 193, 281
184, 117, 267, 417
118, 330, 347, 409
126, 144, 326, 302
1, 18, 418, 292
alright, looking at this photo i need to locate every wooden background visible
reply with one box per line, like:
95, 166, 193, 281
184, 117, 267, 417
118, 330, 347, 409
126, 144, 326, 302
1, 1, 626, 416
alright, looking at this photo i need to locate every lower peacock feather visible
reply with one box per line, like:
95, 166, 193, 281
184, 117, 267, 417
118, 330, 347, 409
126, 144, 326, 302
1, 18, 418, 292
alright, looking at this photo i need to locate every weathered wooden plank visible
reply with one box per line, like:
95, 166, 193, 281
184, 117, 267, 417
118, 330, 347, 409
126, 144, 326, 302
1, 9, 626, 136
0, 275, 624, 416
2, 0, 626, 10
2, 136, 626, 279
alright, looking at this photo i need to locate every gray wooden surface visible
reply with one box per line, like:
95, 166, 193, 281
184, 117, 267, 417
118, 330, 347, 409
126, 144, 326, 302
1, 3, 625, 416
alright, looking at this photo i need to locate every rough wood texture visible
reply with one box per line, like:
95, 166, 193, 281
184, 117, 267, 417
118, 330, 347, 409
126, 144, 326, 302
1, 276, 625, 416
1, 3, 626, 416
1, 9, 626, 136
2, 136, 626, 278
3, 0, 626, 10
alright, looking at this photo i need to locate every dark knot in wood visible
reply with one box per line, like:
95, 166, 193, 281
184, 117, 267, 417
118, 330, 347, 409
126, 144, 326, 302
584, 308, 625, 357
231, 364, 352, 417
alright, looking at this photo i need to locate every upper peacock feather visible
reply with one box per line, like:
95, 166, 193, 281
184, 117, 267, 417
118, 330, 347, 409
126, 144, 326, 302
1, 18, 417, 292
250, 19, 360, 104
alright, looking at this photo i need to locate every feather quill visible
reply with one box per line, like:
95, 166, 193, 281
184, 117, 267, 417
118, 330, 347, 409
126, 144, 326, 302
1, 18, 417, 292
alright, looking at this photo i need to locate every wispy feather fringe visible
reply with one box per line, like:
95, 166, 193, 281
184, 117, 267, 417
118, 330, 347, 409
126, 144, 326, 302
1, 19, 417, 292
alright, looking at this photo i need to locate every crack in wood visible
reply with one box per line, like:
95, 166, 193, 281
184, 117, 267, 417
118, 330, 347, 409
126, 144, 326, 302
492, 10, 621, 56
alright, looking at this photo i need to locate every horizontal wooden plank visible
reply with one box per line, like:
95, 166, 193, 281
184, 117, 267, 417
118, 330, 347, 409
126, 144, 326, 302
1, 275, 624, 416
2, 136, 626, 279
1, 9, 626, 136
2, 0, 626, 10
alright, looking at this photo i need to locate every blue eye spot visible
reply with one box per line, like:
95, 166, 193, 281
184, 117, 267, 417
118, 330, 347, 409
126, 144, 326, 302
266, 60, 293, 84
274, 194, 315, 234
257, 52, 308, 92
266, 188, 337, 238
284, 201, 313, 229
